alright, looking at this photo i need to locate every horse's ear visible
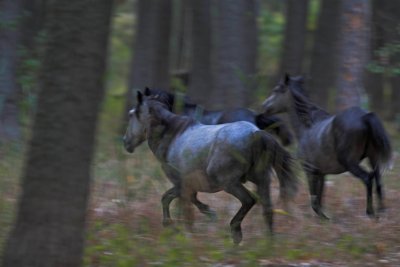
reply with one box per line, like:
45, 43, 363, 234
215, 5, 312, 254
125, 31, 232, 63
137, 90, 143, 104
144, 87, 151, 96
284, 73, 290, 85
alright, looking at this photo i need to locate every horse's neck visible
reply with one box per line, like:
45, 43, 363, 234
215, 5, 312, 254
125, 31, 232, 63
287, 108, 308, 140
288, 96, 330, 140
147, 109, 192, 161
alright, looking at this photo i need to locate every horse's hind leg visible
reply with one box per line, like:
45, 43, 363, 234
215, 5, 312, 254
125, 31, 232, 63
161, 187, 179, 226
339, 160, 374, 217
256, 172, 273, 235
191, 192, 217, 221
369, 158, 385, 212
224, 183, 256, 244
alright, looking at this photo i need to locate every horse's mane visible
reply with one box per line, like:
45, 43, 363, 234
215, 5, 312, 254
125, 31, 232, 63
146, 96, 197, 134
144, 87, 199, 114
288, 78, 330, 127
144, 88, 175, 111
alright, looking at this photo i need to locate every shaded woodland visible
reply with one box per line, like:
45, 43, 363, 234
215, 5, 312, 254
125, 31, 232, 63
1, 0, 400, 266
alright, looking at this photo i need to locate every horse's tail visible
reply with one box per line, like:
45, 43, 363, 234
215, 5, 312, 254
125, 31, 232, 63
255, 114, 293, 146
254, 131, 298, 202
364, 112, 392, 169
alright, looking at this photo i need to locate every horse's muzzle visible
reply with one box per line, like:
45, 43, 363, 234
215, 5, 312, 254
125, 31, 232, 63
123, 137, 134, 153
125, 144, 134, 153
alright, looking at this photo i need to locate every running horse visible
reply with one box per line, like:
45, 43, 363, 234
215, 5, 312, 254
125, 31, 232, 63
123, 91, 298, 244
262, 74, 392, 219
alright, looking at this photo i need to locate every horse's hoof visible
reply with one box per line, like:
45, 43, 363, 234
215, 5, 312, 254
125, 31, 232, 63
312, 207, 330, 220
366, 208, 375, 218
231, 230, 243, 245
318, 212, 330, 220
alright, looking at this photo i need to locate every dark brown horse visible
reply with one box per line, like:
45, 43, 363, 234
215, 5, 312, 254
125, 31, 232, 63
262, 74, 392, 219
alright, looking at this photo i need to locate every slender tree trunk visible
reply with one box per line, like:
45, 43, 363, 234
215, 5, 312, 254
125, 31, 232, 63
187, 0, 212, 106
242, 0, 259, 106
171, 0, 191, 74
125, 0, 172, 109
365, 0, 385, 115
308, 0, 341, 109
385, 1, 400, 119
21, 0, 46, 49
336, 0, 371, 111
0, 0, 23, 141
1, 0, 112, 266
279, 0, 309, 76
210, 0, 258, 109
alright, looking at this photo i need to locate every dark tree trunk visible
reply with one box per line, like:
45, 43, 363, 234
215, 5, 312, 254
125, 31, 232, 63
336, 0, 371, 111
279, 0, 309, 76
364, 0, 385, 115
187, 0, 212, 106
210, 0, 259, 109
21, 0, 47, 49
242, 0, 259, 105
1, 0, 112, 266
384, 1, 400, 119
308, 0, 341, 109
170, 0, 191, 74
0, 0, 23, 141
125, 0, 172, 110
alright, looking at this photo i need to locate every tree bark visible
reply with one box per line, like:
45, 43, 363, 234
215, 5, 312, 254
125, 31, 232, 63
125, 0, 172, 108
0, 0, 23, 141
384, 0, 400, 119
187, 0, 212, 106
242, 0, 259, 105
279, 0, 309, 76
336, 0, 371, 111
1, 0, 112, 266
210, 0, 259, 109
364, 0, 385, 115
308, 0, 341, 109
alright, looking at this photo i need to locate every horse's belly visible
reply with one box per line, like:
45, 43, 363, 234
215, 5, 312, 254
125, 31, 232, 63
181, 169, 222, 193
299, 138, 345, 174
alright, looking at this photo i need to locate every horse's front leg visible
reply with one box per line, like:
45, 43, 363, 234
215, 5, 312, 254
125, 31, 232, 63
225, 183, 256, 244
191, 192, 217, 221
305, 168, 329, 220
161, 187, 179, 226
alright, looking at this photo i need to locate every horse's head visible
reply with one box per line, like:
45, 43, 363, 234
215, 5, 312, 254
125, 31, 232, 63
123, 91, 150, 153
262, 74, 305, 115
262, 74, 292, 115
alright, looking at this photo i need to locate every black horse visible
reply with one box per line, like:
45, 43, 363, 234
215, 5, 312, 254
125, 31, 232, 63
262, 74, 393, 218
143, 87, 293, 146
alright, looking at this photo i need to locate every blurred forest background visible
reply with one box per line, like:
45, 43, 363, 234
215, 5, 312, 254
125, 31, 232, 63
1, 0, 400, 266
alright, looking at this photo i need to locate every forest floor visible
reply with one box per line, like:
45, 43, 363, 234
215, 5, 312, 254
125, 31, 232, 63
1, 101, 400, 266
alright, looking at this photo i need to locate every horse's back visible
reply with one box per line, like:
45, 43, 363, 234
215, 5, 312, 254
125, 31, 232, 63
167, 121, 257, 171
218, 108, 256, 124
166, 121, 259, 192
333, 107, 368, 131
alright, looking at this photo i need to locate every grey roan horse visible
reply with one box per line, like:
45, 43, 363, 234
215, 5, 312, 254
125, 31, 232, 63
262, 74, 392, 219
123, 91, 298, 244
